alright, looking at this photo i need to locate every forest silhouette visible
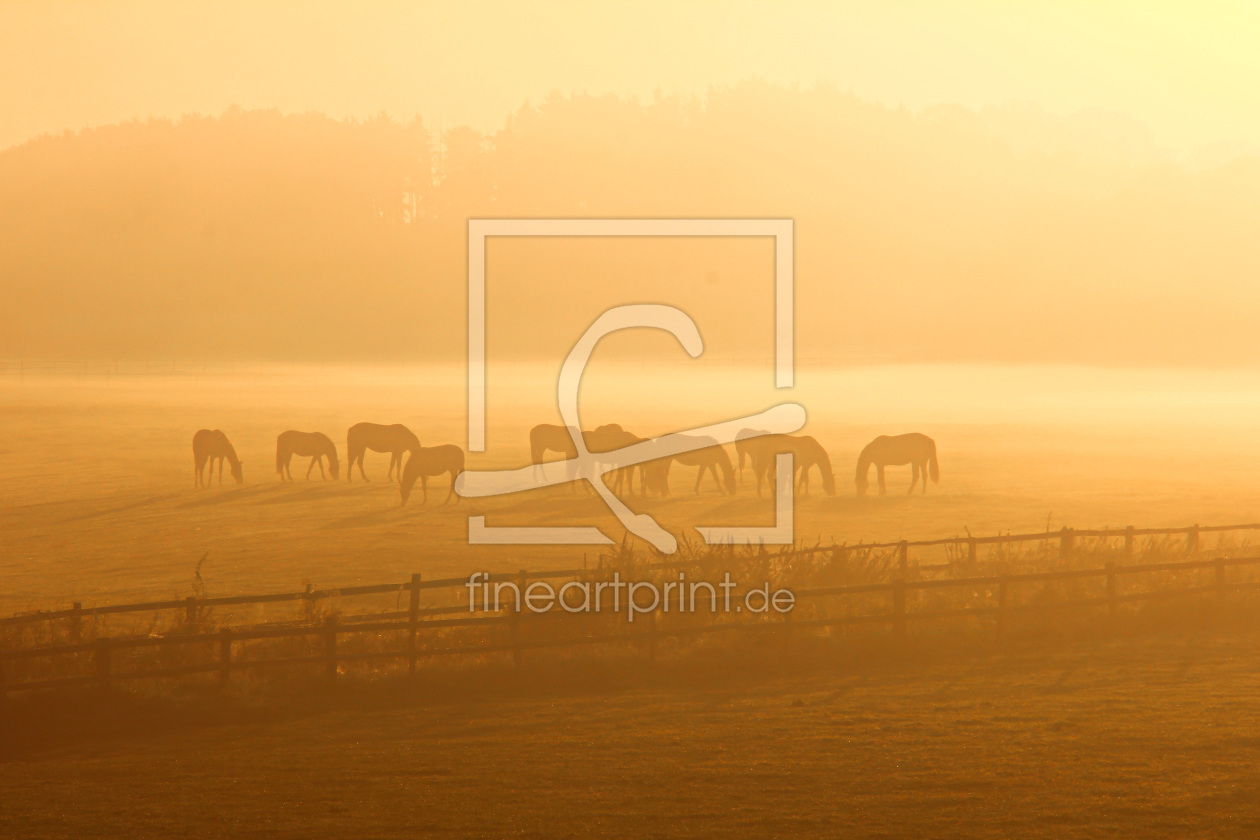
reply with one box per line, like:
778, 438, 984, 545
2, 81, 1258, 366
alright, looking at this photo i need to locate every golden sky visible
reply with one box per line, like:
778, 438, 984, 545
2, 0, 1259, 156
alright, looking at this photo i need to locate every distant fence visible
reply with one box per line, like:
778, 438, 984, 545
819, 522, 1260, 568
4, 522, 1260, 695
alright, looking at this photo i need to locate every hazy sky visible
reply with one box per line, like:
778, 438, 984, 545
2, 0, 1259, 156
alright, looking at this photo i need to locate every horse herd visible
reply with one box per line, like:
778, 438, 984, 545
192, 423, 940, 504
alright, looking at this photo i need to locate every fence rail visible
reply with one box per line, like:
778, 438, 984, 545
3, 537, 1259, 695
5, 522, 1255, 632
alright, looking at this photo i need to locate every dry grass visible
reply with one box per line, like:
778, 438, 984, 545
4, 628, 1260, 839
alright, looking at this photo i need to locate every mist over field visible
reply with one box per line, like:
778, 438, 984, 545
5, 3, 1260, 839
3, 88, 1260, 367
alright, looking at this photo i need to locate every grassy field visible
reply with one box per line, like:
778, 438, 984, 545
4, 364, 1260, 838
2, 630, 1259, 838
3, 364, 1260, 615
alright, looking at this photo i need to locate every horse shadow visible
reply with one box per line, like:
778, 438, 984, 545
253, 485, 365, 506
175, 485, 280, 509
320, 507, 408, 530
59, 493, 181, 524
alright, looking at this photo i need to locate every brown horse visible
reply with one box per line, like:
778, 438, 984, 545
856, 433, 939, 495
276, 431, 340, 481
734, 428, 768, 486
193, 429, 243, 487
529, 423, 581, 486
400, 444, 465, 505
635, 438, 674, 497
668, 435, 736, 495
586, 424, 644, 495
346, 422, 420, 482
528, 422, 644, 493
742, 433, 835, 497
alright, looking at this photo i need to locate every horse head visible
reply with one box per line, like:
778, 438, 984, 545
231, 461, 244, 484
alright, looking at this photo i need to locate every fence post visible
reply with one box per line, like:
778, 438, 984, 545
323, 615, 338, 685
1105, 562, 1118, 622
995, 578, 1009, 644
967, 538, 977, 565
898, 541, 908, 577
891, 580, 907, 643
1187, 524, 1200, 553
1215, 557, 1227, 604
185, 595, 198, 628
832, 545, 847, 566
1060, 527, 1074, 560
218, 629, 232, 688
1124, 526, 1134, 557
408, 573, 422, 674
95, 639, 112, 693
69, 602, 82, 643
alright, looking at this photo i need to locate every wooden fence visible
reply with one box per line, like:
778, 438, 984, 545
4, 521, 1260, 695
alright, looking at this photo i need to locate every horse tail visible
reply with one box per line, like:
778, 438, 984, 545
928, 440, 940, 484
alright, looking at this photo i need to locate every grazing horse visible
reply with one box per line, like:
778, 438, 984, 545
400, 444, 465, 505
668, 435, 736, 495
529, 423, 581, 486
528, 422, 644, 493
193, 429, 243, 487
276, 431, 340, 481
735, 428, 769, 486
743, 434, 835, 497
346, 422, 420, 482
586, 424, 645, 495
856, 433, 939, 496
636, 438, 674, 497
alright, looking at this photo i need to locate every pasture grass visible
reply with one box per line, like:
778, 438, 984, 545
3, 625, 1260, 838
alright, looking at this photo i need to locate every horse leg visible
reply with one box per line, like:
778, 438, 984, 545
920, 460, 927, 494
908, 462, 919, 495
446, 470, 458, 504
318, 457, 326, 480
877, 465, 886, 495
306, 457, 317, 480
358, 450, 369, 482
710, 462, 723, 493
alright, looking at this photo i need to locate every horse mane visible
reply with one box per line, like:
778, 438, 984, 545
215, 431, 241, 467
855, 442, 874, 484
806, 437, 834, 482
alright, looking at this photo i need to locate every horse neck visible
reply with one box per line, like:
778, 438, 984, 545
855, 447, 873, 480
223, 444, 241, 467
813, 447, 834, 481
